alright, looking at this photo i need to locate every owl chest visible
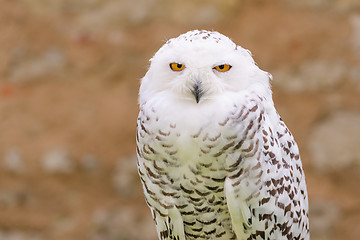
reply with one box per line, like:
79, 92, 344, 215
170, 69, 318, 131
138, 109, 244, 185
151, 125, 231, 171
148, 139, 236, 239
144, 126, 235, 204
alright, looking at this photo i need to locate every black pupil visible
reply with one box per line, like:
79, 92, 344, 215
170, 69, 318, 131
219, 65, 224, 69
177, 64, 182, 68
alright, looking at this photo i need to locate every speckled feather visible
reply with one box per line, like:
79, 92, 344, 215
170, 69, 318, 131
136, 30, 309, 240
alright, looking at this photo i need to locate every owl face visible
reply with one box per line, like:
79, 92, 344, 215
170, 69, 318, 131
139, 30, 270, 105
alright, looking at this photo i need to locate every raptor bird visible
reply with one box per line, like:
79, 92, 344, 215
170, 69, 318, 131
136, 30, 309, 240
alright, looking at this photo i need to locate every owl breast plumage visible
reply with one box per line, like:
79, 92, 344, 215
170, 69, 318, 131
136, 30, 309, 240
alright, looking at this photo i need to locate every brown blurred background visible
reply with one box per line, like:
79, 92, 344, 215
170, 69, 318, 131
0, 0, 359, 239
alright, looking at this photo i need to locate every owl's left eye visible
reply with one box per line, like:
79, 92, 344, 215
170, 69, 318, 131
170, 63, 185, 71
214, 64, 232, 72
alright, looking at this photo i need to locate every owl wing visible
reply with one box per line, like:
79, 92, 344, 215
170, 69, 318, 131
223, 98, 309, 239
225, 177, 252, 239
221, 98, 268, 239
152, 207, 186, 240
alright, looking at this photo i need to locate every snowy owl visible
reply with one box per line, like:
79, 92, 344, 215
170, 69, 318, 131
136, 30, 309, 240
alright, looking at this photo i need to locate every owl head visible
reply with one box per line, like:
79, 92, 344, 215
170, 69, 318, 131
139, 30, 271, 105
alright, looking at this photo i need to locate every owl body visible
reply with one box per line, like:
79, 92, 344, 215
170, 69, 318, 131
136, 30, 309, 240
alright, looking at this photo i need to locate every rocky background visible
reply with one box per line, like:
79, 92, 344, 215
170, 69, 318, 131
0, 0, 359, 239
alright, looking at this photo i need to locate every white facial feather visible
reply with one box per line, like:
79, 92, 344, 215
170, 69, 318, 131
139, 30, 272, 107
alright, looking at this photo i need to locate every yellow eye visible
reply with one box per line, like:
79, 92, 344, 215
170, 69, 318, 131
170, 63, 185, 71
214, 64, 232, 72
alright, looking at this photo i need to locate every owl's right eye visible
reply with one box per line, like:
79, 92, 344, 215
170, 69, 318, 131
170, 63, 185, 71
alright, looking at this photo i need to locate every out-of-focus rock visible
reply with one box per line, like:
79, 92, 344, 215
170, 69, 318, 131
91, 207, 156, 240
308, 111, 360, 172
8, 47, 66, 84
335, 0, 360, 11
51, 216, 77, 236
273, 60, 346, 92
284, 0, 360, 11
112, 155, 140, 197
309, 200, 341, 240
155, 0, 242, 25
349, 66, 360, 92
111, 207, 155, 240
0, 189, 33, 208
80, 154, 101, 173
158, 2, 220, 25
73, 1, 150, 31
22, 0, 242, 29
283, 0, 334, 10
350, 14, 360, 58
42, 149, 74, 174
0, 190, 21, 208
55, 0, 243, 41
3, 148, 24, 173
347, 14, 360, 91
0, 230, 44, 240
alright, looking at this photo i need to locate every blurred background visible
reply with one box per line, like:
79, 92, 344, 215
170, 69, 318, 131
0, 0, 359, 239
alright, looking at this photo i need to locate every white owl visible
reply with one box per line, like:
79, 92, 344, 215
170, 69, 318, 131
136, 30, 309, 240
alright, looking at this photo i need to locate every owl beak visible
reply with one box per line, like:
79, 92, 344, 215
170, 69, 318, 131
191, 82, 203, 103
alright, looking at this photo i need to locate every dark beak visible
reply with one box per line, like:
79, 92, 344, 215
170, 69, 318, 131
191, 82, 203, 103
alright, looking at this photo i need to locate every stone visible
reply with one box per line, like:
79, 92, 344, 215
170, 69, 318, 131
80, 154, 101, 173
8, 47, 66, 84
42, 149, 74, 174
346, 14, 360, 91
349, 66, 360, 92
273, 60, 347, 92
309, 200, 341, 240
3, 148, 24, 173
283, 0, 360, 11
0, 230, 44, 240
0, 189, 34, 208
67, 0, 242, 37
91, 207, 156, 240
112, 155, 140, 197
308, 110, 360, 172
350, 14, 360, 55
